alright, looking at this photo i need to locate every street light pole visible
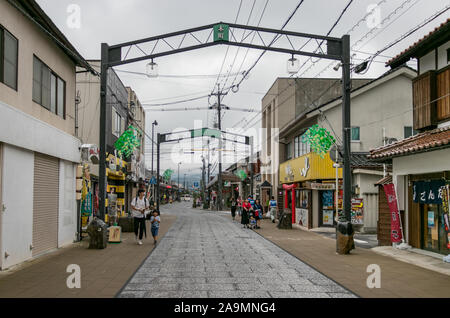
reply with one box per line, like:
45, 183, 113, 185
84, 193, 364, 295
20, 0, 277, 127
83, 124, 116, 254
151, 120, 158, 202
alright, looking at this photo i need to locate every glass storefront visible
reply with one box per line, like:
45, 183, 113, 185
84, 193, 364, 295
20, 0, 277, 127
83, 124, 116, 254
413, 180, 450, 255
320, 190, 335, 227
421, 203, 449, 254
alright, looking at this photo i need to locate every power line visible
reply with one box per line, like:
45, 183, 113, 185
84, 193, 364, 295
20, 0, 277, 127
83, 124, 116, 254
356, 4, 450, 75
230, 0, 432, 131
231, 0, 306, 91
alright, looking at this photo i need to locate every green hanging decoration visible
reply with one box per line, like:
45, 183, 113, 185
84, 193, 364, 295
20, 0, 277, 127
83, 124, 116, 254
114, 125, 142, 158
301, 124, 336, 159
163, 169, 174, 183
234, 169, 247, 181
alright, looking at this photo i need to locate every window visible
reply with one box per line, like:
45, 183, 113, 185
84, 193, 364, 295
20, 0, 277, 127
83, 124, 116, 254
447, 48, 450, 63
285, 142, 292, 160
112, 108, 122, 137
293, 133, 310, 158
404, 126, 418, 139
32, 56, 65, 118
351, 127, 360, 141
0, 26, 18, 90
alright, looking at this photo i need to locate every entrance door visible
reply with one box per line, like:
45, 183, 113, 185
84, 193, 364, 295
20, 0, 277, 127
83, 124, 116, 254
421, 203, 448, 254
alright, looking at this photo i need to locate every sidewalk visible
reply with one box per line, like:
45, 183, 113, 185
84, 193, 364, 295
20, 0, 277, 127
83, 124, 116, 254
0, 214, 176, 298
223, 213, 450, 298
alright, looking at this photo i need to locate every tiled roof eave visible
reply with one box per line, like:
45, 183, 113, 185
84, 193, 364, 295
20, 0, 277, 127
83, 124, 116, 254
368, 143, 450, 161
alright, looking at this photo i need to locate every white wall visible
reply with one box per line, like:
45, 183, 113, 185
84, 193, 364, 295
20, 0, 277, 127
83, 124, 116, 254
420, 50, 435, 74
1, 144, 34, 269
0, 100, 81, 163
437, 41, 450, 70
317, 69, 415, 152
58, 161, 77, 247
393, 148, 450, 176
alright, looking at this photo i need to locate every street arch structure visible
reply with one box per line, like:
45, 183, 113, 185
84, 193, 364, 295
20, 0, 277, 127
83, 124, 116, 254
98, 22, 353, 252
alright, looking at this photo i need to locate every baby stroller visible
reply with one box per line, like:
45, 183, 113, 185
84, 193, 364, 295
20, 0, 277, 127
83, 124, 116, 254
250, 216, 257, 229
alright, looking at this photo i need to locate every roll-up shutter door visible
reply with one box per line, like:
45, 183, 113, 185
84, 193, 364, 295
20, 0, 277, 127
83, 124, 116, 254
33, 153, 59, 257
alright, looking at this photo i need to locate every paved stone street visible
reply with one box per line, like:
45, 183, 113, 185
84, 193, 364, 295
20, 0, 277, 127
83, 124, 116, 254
118, 202, 355, 298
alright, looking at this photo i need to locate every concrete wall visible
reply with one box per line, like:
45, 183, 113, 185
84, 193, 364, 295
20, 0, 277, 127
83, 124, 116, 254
393, 148, 450, 177
76, 63, 101, 145
0, 144, 34, 270
0, 0, 77, 136
0, 100, 81, 163
58, 160, 77, 247
420, 50, 436, 74
318, 69, 415, 152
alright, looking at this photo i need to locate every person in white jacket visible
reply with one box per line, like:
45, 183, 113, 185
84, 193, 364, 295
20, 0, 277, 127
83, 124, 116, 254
131, 189, 149, 245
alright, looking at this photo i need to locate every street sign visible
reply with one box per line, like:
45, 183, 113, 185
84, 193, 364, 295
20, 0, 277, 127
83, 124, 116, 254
193, 182, 199, 188
330, 145, 343, 164
150, 176, 157, 185
190, 128, 221, 139
213, 24, 229, 42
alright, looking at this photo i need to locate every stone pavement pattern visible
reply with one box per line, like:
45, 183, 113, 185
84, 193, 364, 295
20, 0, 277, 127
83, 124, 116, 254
0, 214, 177, 298
118, 202, 355, 298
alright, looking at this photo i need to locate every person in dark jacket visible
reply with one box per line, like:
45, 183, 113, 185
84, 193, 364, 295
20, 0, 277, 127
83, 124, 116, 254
231, 197, 237, 221
254, 199, 263, 229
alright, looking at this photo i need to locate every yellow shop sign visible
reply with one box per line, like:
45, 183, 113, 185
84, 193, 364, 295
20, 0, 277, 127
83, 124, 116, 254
279, 152, 342, 183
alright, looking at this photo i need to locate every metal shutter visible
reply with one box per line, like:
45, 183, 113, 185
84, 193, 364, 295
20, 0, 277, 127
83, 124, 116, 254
33, 153, 59, 257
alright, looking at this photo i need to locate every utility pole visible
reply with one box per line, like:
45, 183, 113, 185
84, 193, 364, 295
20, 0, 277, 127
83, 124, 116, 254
201, 156, 206, 205
177, 162, 181, 201
211, 84, 227, 211
250, 136, 254, 198
98, 43, 109, 221
151, 120, 158, 202
207, 140, 211, 209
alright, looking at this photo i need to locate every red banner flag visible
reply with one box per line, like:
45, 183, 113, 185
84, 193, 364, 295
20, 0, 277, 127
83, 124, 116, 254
383, 183, 403, 243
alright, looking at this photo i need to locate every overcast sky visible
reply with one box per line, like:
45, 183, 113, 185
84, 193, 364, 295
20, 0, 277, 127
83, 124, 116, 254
37, 0, 449, 183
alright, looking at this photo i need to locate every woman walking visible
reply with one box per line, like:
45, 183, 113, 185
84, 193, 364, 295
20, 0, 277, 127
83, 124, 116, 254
241, 199, 251, 229
231, 197, 237, 222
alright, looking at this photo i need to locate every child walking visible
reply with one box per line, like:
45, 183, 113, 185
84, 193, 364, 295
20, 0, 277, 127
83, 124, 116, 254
150, 210, 161, 245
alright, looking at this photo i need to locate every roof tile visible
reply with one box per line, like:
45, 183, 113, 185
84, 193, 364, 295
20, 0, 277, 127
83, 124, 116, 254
368, 125, 450, 160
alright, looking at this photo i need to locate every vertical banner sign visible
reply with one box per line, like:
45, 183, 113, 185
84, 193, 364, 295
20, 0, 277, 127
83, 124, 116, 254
383, 183, 403, 243
441, 185, 450, 249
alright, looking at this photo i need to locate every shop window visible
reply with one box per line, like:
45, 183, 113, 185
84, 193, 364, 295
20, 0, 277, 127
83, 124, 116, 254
351, 127, 360, 141
0, 26, 18, 90
295, 190, 309, 209
32, 56, 65, 118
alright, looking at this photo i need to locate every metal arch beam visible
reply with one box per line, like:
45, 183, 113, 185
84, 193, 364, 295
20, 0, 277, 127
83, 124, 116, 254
106, 22, 343, 67
100, 22, 353, 255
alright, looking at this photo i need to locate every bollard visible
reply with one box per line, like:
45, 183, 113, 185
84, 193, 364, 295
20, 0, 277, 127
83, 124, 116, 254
336, 221, 355, 254
87, 218, 108, 249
